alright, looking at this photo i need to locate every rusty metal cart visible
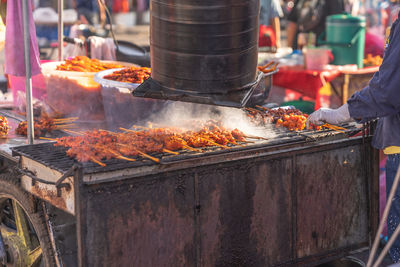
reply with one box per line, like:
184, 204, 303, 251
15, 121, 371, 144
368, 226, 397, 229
0, 115, 379, 266
0, 0, 380, 266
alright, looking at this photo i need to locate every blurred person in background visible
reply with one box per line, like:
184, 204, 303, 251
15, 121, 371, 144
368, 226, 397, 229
286, 0, 345, 49
74, 0, 106, 27
365, 10, 385, 57
134, 0, 148, 25
259, 0, 284, 49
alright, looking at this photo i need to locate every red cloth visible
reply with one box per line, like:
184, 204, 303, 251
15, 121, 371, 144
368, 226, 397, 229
273, 66, 341, 99
259, 25, 276, 47
113, 0, 130, 13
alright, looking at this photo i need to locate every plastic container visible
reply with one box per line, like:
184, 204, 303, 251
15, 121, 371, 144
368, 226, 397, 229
94, 69, 168, 131
304, 47, 333, 70
41, 61, 133, 121
326, 14, 366, 68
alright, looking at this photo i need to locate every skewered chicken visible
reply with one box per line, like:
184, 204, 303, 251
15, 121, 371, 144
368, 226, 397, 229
52, 122, 249, 165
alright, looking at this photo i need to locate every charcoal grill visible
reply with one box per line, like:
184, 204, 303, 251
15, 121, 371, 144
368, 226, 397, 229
7, 122, 380, 266
11, 126, 355, 176
5, 0, 379, 265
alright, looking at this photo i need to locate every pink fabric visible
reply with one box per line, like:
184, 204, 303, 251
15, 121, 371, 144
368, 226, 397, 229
5, 0, 41, 77
365, 31, 385, 57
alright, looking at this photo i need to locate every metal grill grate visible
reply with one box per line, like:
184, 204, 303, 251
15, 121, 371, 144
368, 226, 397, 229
11, 126, 360, 175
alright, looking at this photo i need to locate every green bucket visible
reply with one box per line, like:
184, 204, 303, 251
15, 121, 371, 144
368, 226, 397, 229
281, 100, 315, 114
325, 14, 366, 68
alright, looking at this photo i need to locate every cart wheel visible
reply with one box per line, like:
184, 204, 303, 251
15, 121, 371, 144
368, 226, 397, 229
0, 172, 56, 267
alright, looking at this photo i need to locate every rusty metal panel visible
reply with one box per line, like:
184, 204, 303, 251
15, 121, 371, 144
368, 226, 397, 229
73, 137, 378, 267
20, 157, 75, 214
197, 158, 293, 266
80, 173, 196, 267
295, 145, 368, 258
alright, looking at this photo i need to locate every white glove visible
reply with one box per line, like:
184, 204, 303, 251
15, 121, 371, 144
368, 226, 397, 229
307, 103, 352, 126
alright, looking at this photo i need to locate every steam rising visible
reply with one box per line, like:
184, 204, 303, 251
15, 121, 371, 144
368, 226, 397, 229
143, 102, 277, 139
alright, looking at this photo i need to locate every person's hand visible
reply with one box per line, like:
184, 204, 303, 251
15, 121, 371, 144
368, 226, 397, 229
307, 103, 352, 126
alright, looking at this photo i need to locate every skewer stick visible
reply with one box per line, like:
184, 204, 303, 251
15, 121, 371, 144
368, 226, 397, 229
56, 126, 79, 130
244, 135, 268, 141
99, 129, 118, 135
201, 137, 230, 149
115, 143, 160, 163
64, 129, 84, 135
324, 123, 346, 131
106, 149, 136, 162
55, 123, 76, 127
322, 124, 345, 133
241, 140, 256, 144
258, 61, 274, 71
255, 105, 267, 111
39, 137, 57, 141
163, 149, 179, 155
261, 62, 279, 74
53, 117, 79, 120
245, 107, 263, 113
134, 149, 160, 163
183, 144, 202, 152
53, 118, 78, 122
119, 127, 138, 133
131, 125, 149, 130
90, 156, 106, 167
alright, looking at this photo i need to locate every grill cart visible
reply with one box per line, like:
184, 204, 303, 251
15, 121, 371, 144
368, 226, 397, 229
0, 116, 379, 266
0, 0, 379, 266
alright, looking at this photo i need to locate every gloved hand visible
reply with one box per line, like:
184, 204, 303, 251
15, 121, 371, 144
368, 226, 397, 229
307, 103, 352, 126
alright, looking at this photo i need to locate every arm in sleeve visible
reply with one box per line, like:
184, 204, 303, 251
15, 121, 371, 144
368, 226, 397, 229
269, 0, 284, 19
347, 20, 400, 122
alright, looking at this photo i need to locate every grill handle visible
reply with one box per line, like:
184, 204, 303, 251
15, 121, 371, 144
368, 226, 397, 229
18, 165, 78, 197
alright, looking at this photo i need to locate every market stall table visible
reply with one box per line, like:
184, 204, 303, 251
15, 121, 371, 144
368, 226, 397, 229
339, 66, 379, 104
272, 65, 380, 108
273, 65, 341, 99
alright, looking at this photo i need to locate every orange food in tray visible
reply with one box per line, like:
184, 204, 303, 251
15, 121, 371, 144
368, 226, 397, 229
0, 116, 10, 137
104, 67, 151, 84
56, 56, 124, 72
363, 54, 383, 67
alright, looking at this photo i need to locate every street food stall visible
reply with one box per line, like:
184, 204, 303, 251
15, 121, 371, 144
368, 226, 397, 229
0, 0, 379, 266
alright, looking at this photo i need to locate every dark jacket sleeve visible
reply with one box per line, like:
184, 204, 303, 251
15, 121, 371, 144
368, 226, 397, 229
347, 18, 400, 123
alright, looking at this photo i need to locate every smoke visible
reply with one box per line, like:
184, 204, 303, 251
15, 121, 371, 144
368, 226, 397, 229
142, 101, 278, 139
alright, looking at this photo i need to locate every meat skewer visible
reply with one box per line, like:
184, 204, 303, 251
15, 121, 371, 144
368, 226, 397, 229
116, 143, 160, 163
51, 122, 252, 166
64, 130, 84, 135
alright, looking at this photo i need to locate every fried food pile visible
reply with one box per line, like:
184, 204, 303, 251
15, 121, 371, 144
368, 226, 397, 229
0, 116, 10, 137
246, 107, 321, 131
103, 67, 151, 84
363, 54, 383, 67
56, 56, 124, 72
53, 122, 248, 166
